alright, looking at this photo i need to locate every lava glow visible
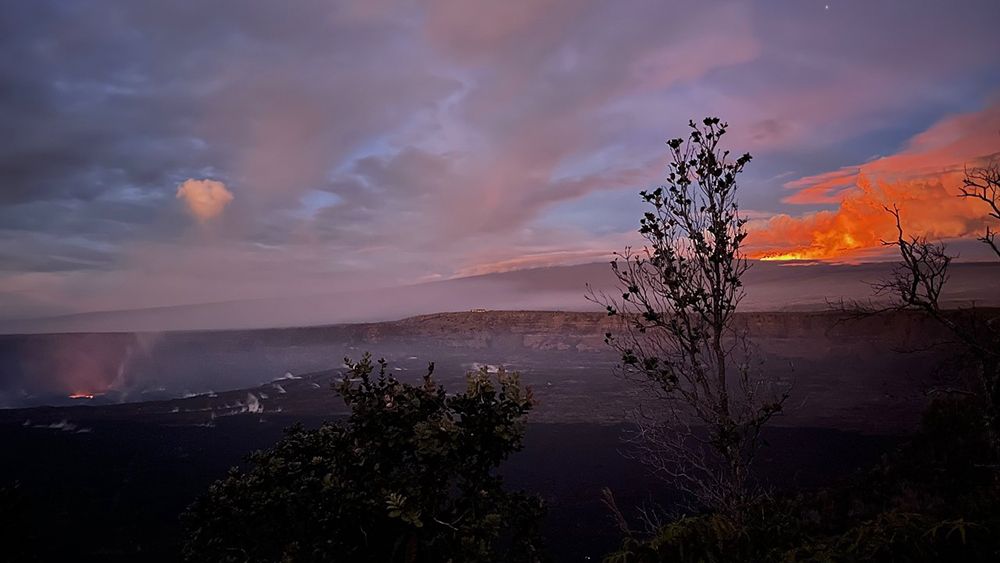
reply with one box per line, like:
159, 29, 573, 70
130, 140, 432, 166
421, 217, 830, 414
755, 232, 863, 262
68, 393, 95, 400
748, 172, 992, 262
747, 100, 1000, 262
758, 252, 818, 262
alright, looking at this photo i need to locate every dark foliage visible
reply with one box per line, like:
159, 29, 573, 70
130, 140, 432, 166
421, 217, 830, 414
869, 156, 1000, 447
182, 354, 546, 563
591, 117, 787, 516
0, 482, 40, 563
605, 395, 1000, 562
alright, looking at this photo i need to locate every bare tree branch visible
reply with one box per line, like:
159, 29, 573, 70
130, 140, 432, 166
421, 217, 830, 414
961, 158, 1000, 259
871, 157, 1000, 449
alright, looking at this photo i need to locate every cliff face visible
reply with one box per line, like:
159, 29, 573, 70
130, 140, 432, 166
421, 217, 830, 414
335, 309, 953, 355
0, 309, 979, 432
336, 310, 964, 432
373, 311, 613, 351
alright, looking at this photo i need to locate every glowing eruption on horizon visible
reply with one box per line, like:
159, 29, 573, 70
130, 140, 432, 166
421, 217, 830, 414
748, 171, 993, 262
746, 100, 1000, 262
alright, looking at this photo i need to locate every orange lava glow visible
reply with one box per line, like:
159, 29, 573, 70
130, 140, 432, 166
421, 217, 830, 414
758, 252, 821, 262
748, 100, 1000, 262
68, 393, 95, 400
748, 172, 991, 262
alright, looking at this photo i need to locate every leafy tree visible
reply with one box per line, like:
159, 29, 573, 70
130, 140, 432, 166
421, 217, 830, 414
182, 354, 546, 563
591, 118, 788, 517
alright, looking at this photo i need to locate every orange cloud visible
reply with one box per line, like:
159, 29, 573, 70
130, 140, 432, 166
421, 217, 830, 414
750, 173, 988, 261
176, 179, 234, 221
749, 101, 1000, 261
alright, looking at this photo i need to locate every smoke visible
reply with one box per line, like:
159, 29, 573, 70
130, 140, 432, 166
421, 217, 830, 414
748, 172, 988, 261
176, 179, 234, 221
16, 332, 165, 402
748, 100, 1000, 261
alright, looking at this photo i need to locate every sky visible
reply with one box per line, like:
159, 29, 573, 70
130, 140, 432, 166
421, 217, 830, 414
2, 0, 999, 321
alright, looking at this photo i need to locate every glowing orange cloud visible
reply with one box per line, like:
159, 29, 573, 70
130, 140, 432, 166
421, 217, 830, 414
749, 101, 1000, 261
176, 179, 234, 221
749, 173, 988, 261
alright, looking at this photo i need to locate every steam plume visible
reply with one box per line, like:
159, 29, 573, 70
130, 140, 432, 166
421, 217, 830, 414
176, 179, 234, 221
748, 101, 1000, 261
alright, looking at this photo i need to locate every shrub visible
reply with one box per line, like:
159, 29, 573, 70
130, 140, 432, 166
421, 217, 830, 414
605, 395, 1000, 562
182, 354, 546, 563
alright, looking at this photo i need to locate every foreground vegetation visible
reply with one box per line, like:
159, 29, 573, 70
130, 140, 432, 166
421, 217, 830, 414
605, 394, 1000, 561
592, 118, 787, 516
182, 354, 546, 563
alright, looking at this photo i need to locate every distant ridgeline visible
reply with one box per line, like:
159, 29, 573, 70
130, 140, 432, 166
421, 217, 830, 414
1, 260, 997, 334
0, 309, 973, 433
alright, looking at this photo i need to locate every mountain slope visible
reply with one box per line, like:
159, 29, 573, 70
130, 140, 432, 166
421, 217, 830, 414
1, 260, 998, 334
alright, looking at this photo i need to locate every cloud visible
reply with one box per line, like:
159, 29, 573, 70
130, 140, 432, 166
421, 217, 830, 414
750, 173, 988, 261
456, 248, 613, 277
749, 101, 1000, 260
1, 0, 1000, 319
176, 179, 234, 221
781, 99, 1000, 205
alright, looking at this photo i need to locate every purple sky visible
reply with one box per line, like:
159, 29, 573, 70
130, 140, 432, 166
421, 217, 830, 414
2, 0, 999, 320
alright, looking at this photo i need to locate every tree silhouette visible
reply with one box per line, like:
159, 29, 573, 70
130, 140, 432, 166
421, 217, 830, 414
591, 118, 788, 516
874, 155, 1000, 447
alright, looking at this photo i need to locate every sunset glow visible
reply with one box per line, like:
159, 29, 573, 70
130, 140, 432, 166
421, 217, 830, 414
0, 0, 997, 324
